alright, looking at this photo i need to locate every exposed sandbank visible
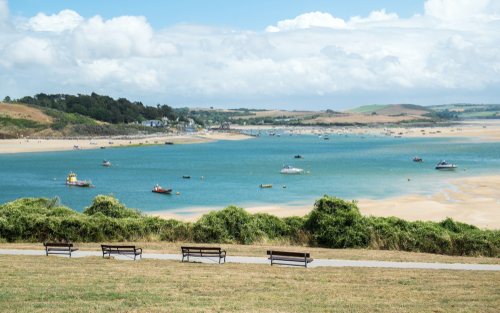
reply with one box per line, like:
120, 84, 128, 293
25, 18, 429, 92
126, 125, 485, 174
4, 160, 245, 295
152, 175, 500, 230
0, 132, 251, 154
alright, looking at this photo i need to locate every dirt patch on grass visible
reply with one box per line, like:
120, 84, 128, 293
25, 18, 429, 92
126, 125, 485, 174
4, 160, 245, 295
0, 102, 53, 123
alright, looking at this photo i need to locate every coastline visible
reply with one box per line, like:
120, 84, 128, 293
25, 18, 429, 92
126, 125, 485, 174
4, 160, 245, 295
0, 132, 251, 154
150, 175, 500, 230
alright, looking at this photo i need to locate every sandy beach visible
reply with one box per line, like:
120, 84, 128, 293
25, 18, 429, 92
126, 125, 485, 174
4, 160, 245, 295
151, 175, 500, 230
0, 132, 251, 154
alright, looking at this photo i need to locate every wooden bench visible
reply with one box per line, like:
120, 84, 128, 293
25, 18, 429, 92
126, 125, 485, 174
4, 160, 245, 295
267, 250, 313, 268
44, 243, 78, 258
181, 246, 226, 264
101, 245, 142, 260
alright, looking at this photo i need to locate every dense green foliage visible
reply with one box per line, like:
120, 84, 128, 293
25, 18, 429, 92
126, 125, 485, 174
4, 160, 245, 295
0, 115, 45, 129
1, 195, 499, 257
18, 93, 176, 124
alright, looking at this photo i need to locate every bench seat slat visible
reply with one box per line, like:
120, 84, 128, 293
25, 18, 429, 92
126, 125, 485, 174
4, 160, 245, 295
47, 248, 78, 252
184, 253, 224, 258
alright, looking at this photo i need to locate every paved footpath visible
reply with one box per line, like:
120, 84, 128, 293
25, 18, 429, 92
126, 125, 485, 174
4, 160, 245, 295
1, 249, 500, 271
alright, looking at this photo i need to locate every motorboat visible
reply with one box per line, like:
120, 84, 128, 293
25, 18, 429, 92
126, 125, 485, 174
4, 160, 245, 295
260, 184, 273, 188
324, 135, 329, 140
413, 157, 423, 163
281, 165, 303, 174
73, 145, 82, 150
65, 172, 91, 187
294, 155, 304, 159
152, 184, 172, 194
435, 160, 457, 171
102, 160, 111, 166
183, 175, 190, 179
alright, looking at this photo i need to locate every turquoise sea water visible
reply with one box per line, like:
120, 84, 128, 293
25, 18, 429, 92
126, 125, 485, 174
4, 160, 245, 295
1, 132, 499, 214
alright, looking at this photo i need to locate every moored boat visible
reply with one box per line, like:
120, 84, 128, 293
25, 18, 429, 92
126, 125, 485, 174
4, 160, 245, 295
183, 175, 191, 179
281, 165, 303, 174
152, 184, 172, 194
435, 160, 457, 171
413, 157, 423, 162
260, 184, 273, 188
294, 155, 304, 159
65, 172, 91, 187
102, 160, 111, 166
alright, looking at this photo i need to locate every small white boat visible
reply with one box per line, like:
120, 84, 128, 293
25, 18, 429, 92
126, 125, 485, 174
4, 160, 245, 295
102, 160, 111, 166
281, 165, 303, 174
435, 161, 458, 171
73, 145, 82, 150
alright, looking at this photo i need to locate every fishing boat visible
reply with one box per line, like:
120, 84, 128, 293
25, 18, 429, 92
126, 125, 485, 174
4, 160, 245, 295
152, 184, 172, 194
281, 165, 303, 174
413, 157, 423, 162
183, 175, 191, 179
260, 184, 273, 188
65, 172, 91, 187
435, 161, 457, 171
294, 155, 304, 159
102, 160, 111, 166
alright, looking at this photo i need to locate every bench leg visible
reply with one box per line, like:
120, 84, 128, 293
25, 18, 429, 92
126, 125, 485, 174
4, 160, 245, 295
182, 254, 184, 263
45, 247, 48, 257
69, 250, 71, 258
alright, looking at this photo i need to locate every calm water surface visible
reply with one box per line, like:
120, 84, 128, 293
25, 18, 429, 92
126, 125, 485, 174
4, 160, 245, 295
1, 132, 499, 213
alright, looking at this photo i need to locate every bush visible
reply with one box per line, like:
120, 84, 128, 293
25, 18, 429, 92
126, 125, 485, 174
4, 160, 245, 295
0, 195, 499, 257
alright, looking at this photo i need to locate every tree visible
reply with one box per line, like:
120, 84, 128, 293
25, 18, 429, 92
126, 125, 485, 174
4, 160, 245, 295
3, 96, 11, 103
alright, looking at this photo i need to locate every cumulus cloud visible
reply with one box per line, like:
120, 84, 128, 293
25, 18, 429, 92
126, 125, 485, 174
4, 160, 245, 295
27, 9, 83, 32
265, 12, 346, 32
1, 0, 500, 107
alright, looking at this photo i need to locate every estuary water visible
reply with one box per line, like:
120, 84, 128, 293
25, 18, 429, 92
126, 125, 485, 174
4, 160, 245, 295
1, 132, 499, 214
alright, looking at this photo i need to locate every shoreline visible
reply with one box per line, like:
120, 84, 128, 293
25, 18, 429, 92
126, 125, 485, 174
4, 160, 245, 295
149, 174, 500, 230
0, 132, 252, 154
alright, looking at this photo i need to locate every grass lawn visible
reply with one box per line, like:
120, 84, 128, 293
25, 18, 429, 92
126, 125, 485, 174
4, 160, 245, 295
2, 242, 500, 264
0, 255, 499, 312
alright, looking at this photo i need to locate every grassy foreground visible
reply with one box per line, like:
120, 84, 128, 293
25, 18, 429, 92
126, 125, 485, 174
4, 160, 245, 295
1, 255, 499, 312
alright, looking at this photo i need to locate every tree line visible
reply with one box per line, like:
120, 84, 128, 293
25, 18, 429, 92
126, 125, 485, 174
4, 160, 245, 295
17, 93, 177, 124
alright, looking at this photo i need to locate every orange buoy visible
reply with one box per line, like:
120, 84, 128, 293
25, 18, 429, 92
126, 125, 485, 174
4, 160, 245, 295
92, 185, 94, 188
53, 178, 56, 181
283, 185, 286, 188
201, 176, 204, 179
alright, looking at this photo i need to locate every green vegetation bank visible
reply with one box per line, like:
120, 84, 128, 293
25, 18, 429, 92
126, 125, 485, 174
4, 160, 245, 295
1, 195, 498, 257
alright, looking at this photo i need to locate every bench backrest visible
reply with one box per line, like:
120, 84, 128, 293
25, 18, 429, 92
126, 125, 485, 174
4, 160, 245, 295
44, 243, 73, 247
267, 250, 310, 258
101, 245, 136, 250
181, 246, 221, 252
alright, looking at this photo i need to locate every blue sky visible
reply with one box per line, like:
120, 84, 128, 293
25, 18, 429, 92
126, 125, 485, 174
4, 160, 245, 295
10, 0, 425, 31
1, 0, 500, 110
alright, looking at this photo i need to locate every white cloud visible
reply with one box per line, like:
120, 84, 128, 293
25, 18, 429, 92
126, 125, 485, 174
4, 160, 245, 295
0, 0, 10, 31
265, 12, 346, 32
349, 9, 398, 24
27, 9, 83, 32
424, 0, 492, 21
1, 1, 500, 108
67, 15, 179, 58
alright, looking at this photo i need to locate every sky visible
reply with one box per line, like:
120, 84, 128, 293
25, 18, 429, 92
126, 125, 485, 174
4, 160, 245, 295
1, 0, 499, 110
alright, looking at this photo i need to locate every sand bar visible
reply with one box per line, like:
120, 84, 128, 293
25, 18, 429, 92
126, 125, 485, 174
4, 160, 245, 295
152, 175, 500, 230
0, 132, 251, 154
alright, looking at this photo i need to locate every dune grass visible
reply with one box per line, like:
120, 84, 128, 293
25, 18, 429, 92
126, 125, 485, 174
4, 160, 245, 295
0, 254, 499, 312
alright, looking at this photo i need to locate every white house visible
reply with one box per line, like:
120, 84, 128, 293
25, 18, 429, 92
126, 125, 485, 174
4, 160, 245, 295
142, 120, 164, 127
161, 117, 170, 126
188, 118, 195, 126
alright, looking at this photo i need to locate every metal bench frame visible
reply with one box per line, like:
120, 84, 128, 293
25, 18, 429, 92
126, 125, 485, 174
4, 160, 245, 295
44, 242, 78, 258
267, 250, 313, 268
181, 246, 226, 264
101, 245, 143, 260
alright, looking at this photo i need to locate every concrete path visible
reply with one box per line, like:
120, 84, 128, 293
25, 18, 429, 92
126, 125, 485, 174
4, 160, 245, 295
1, 249, 500, 271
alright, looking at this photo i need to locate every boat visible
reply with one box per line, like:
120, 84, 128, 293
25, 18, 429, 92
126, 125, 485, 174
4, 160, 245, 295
152, 184, 172, 194
281, 165, 303, 174
165, 142, 174, 145
73, 145, 82, 150
65, 172, 91, 187
277, 134, 281, 137
260, 184, 273, 188
183, 175, 191, 179
102, 160, 111, 166
294, 155, 304, 159
435, 160, 457, 171
324, 135, 329, 140
413, 157, 423, 162
100, 147, 106, 149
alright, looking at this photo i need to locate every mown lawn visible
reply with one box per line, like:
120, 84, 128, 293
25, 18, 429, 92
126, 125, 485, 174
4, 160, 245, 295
0, 255, 499, 312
